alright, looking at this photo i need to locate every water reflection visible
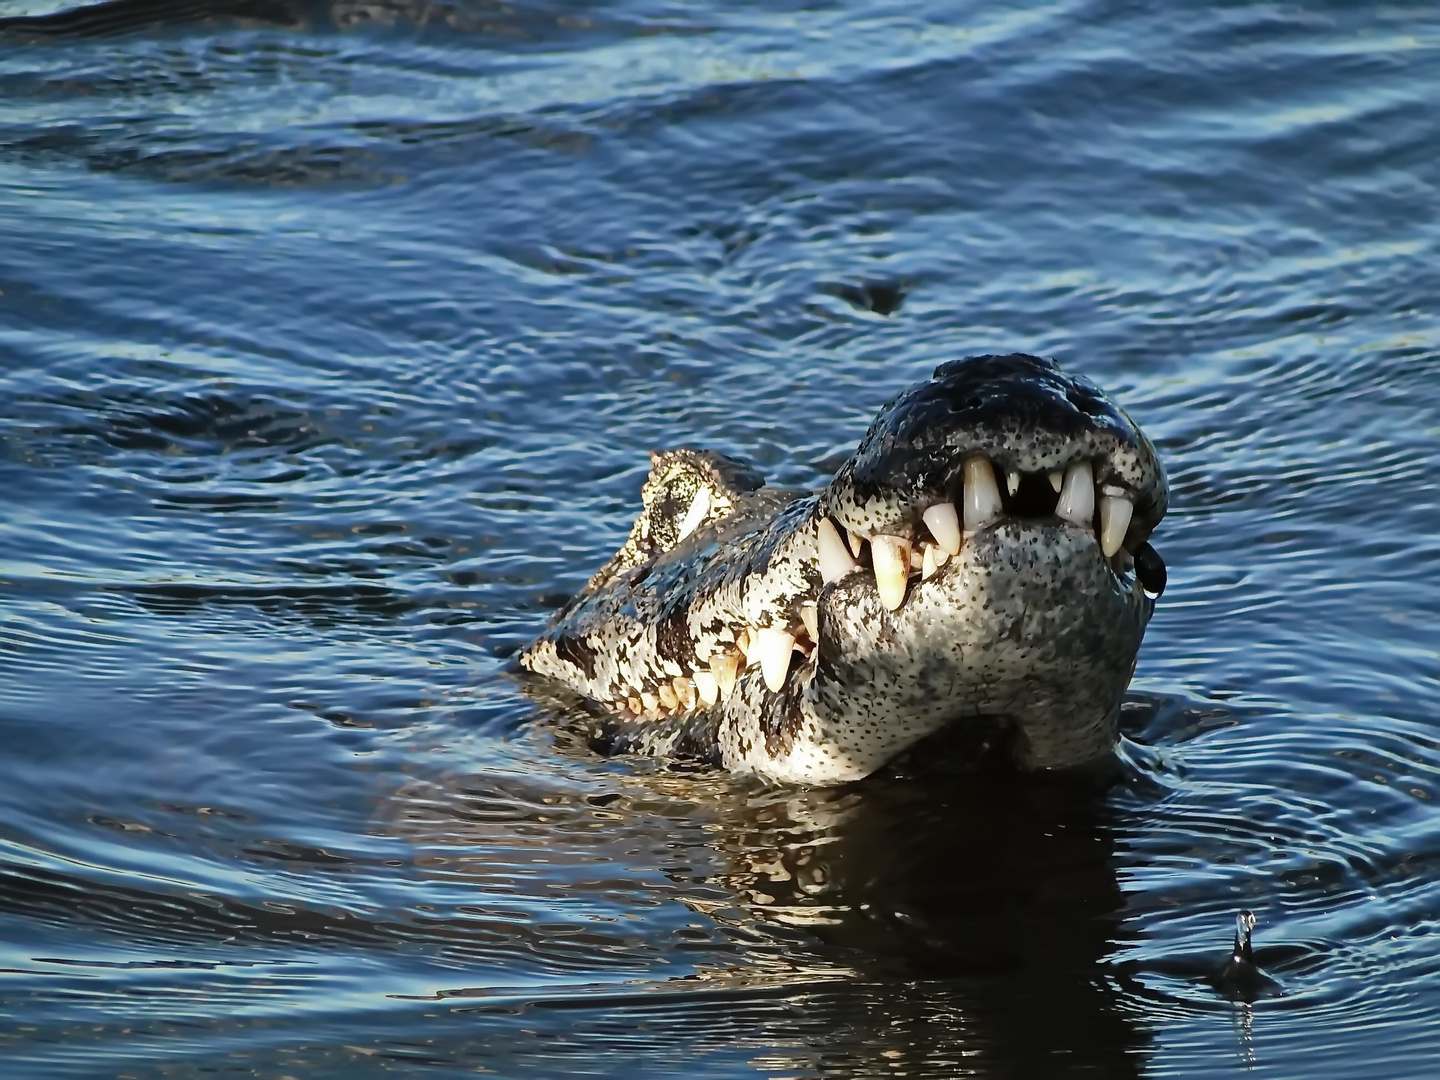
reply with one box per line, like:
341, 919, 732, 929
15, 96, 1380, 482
4, 0, 1440, 1073
388, 741, 1146, 1078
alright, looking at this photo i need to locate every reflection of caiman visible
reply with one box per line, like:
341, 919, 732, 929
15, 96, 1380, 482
521, 354, 1168, 784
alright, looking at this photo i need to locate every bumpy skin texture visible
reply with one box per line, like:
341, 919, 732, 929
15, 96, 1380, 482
520, 354, 1169, 786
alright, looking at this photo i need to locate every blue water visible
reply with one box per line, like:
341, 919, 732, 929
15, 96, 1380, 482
2, 1, 1438, 1076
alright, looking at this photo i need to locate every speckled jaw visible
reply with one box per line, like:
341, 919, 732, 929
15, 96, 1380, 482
800, 520, 1153, 777
518, 354, 1169, 786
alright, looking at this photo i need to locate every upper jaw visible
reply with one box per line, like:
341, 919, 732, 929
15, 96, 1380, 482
815, 353, 1168, 611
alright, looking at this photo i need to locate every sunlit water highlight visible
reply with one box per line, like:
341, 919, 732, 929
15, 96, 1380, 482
2, 1, 1439, 1076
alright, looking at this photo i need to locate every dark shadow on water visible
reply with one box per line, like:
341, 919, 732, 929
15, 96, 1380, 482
701, 769, 1146, 1077
0, 0, 301, 40
413, 687, 1149, 1076
0, 0, 661, 43
123, 580, 412, 624
820, 278, 909, 316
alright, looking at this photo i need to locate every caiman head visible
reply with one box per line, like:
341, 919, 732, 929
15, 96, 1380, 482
519, 354, 1169, 786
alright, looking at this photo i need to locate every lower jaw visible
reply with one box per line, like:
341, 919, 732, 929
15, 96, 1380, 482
886, 714, 1127, 778
807, 668, 1131, 774
808, 537, 1146, 774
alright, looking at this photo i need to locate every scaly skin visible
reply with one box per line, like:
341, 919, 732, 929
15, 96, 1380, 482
520, 354, 1169, 785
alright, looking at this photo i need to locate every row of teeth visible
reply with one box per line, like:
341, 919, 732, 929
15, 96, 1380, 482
616, 611, 819, 721
613, 455, 1138, 722
820, 456, 1136, 611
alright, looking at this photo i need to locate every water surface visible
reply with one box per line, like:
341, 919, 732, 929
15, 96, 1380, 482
2, 1, 1439, 1076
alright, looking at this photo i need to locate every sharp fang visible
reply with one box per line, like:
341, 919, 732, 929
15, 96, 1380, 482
922, 501, 961, 556
1007, 469, 1020, 496
932, 545, 949, 568
799, 602, 818, 643
754, 627, 796, 693
676, 487, 711, 542
710, 651, 739, 699
735, 628, 752, 660
1056, 460, 1095, 528
963, 456, 1003, 531
817, 518, 859, 584
1049, 470, 1063, 493
657, 683, 678, 710
847, 529, 866, 560
1100, 493, 1134, 558
693, 670, 719, 707
921, 543, 938, 580
673, 676, 696, 711
870, 535, 911, 611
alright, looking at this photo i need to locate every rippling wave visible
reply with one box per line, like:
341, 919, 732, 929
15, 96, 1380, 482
2, 0, 1439, 1076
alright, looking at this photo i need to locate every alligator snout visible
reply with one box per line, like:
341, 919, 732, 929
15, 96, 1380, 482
820, 352, 1167, 612
519, 353, 1169, 785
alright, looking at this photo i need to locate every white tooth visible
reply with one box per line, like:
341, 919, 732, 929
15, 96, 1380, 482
641, 691, 659, 712
676, 487, 711, 541
1056, 460, 1095, 527
922, 501, 961, 556
657, 683, 678, 710
921, 543, 938, 580
693, 670, 719, 707
672, 676, 696, 711
932, 544, 949, 568
870, 535, 911, 611
1049, 470, 1063, 493
1099, 494, 1134, 558
735, 628, 751, 661
817, 518, 859, 584
1007, 470, 1020, 496
799, 602, 818, 643
754, 627, 796, 693
710, 651, 739, 699
847, 530, 866, 559
962, 456, 1003, 531
627, 696, 642, 715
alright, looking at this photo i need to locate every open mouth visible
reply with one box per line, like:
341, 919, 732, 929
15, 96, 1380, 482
608, 449, 1167, 726
520, 352, 1169, 783
820, 451, 1168, 613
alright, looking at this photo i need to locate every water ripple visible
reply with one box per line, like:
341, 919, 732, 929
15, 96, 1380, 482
2, 1, 1439, 1076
